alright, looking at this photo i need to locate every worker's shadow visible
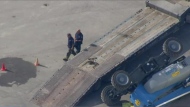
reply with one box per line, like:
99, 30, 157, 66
38, 64, 48, 68
6, 69, 14, 73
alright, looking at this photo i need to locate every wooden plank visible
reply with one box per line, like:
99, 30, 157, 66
92, 54, 125, 77
129, 13, 168, 39
101, 10, 158, 49
59, 74, 97, 107
102, 11, 169, 61
31, 64, 74, 105
78, 10, 175, 72
41, 69, 96, 107
96, 7, 154, 46
119, 16, 178, 56
67, 44, 102, 67
89, 10, 158, 63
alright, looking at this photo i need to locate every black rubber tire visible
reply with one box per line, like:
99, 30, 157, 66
101, 85, 121, 106
163, 37, 183, 57
111, 70, 131, 91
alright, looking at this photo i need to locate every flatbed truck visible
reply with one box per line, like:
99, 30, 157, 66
31, 0, 190, 106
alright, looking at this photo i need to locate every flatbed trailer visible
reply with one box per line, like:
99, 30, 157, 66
31, 1, 190, 107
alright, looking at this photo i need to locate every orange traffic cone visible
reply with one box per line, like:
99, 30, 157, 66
34, 58, 39, 66
1, 63, 6, 71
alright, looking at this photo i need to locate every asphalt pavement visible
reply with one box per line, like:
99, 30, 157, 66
2, 1, 190, 107
0, 1, 145, 107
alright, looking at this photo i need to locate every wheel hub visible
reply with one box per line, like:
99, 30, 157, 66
168, 40, 181, 52
119, 77, 125, 82
108, 90, 117, 99
116, 73, 129, 85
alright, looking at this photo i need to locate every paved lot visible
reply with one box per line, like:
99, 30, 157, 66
0, 1, 145, 107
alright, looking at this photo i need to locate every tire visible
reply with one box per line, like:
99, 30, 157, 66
101, 85, 121, 106
111, 70, 131, 91
163, 37, 183, 57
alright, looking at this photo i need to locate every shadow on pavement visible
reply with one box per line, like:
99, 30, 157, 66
0, 57, 37, 87
38, 64, 48, 68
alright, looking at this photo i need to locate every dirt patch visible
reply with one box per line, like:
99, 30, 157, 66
0, 57, 37, 87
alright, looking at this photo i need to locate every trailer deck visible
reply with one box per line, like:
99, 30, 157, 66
31, 1, 183, 107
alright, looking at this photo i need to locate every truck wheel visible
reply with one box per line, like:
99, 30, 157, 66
163, 37, 183, 57
101, 85, 121, 106
111, 70, 131, 91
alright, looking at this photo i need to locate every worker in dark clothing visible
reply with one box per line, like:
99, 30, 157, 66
63, 33, 76, 61
74, 29, 83, 54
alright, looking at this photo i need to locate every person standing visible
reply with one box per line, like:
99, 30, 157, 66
63, 33, 76, 61
74, 29, 83, 54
